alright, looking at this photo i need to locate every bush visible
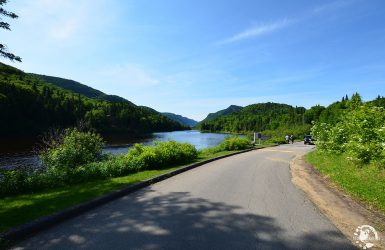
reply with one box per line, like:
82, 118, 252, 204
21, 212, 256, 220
219, 136, 251, 150
312, 104, 385, 166
125, 140, 198, 170
39, 128, 104, 171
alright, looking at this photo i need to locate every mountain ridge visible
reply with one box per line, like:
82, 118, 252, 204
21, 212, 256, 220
162, 112, 198, 127
202, 105, 242, 122
34, 74, 135, 105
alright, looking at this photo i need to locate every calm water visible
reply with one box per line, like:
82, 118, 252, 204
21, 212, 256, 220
0, 130, 241, 170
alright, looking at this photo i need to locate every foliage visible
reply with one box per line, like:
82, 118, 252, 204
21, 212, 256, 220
368, 95, 385, 108
318, 96, 350, 125
0, 0, 21, 62
0, 62, 186, 137
312, 95, 385, 165
218, 136, 251, 150
125, 140, 198, 169
304, 105, 325, 124
39, 128, 105, 171
0, 139, 198, 197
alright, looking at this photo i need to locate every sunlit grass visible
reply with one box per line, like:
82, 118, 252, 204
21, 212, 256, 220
305, 150, 385, 213
0, 168, 181, 232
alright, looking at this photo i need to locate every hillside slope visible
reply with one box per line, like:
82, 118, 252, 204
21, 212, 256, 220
34, 74, 134, 104
202, 105, 242, 122
0, 63, 186, 137
199, 102, 306, 133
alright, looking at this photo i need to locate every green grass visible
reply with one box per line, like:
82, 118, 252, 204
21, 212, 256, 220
0, 145, 274, 233
305, 150, 385, 213
0, 168, 181, 233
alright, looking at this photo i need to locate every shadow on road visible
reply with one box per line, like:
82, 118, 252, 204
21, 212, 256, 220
17, 191, 354, 249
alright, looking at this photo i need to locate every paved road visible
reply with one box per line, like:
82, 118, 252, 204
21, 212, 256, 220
13, 143, 355, 249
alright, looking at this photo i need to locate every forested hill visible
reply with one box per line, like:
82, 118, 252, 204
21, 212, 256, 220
0, 62, 186, 138
162, 112, 198, 127
34, 74, 134, 104
199, 102, 306, 133
198, 95, 385, 135
202, 105, 242, 122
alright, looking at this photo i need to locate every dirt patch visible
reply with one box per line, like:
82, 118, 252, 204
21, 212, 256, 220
291, 156, 385, 249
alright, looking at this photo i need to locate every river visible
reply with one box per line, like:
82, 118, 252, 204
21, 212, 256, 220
0, 130, 242, 170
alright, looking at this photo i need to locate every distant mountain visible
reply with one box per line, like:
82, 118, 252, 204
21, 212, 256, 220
202, 105, 242, 122
162, 113, 198, 127
34, 74, 134, 105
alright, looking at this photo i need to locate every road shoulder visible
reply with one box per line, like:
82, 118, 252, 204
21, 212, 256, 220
291, 155, 385, 249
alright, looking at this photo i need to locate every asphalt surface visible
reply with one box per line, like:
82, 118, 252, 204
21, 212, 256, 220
12, 143, 355, 250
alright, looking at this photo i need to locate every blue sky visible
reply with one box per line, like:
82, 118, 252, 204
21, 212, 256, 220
3, 0, 385, 120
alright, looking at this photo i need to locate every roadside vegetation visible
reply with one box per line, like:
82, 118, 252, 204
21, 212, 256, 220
306, 151, 385, 213
0, 130, 260, 232
307, 94, 385, 213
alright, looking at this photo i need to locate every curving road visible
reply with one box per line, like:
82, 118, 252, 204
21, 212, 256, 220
13, 143, 355, 249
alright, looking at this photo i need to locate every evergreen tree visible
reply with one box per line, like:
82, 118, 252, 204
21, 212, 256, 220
0, 0, 21, 62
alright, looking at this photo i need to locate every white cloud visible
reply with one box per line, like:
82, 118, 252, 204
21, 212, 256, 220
217, 19, 293, 45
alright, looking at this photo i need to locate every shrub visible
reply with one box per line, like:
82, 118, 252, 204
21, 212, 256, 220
312, 104, 385, 166
219, 136, 251, 150
125, 140, 198, 170
39, 128, 104, 171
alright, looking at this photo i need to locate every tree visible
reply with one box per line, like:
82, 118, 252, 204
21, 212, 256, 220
0, 0, 21, 62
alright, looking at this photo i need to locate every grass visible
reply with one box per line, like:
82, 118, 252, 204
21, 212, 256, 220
0, 168, 180, 233
305, 150, 385, 214
0, 144, 274, 233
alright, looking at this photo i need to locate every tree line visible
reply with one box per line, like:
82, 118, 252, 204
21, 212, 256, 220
198, 94, 385, 138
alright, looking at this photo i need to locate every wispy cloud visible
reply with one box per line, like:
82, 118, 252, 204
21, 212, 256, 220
312, 0, 355, 14
217, 19, 293, 45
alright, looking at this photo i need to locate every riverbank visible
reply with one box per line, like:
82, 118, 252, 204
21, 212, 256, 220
0, 144, 274, 235
0, 130, 244, 171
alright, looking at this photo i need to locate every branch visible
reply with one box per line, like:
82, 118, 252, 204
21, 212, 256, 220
0, 21, 10, 30
0, 44, 22, 62
0, 7, 18, 19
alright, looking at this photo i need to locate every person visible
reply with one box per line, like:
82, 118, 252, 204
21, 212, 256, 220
290, 135, 294, 144
285, 135, 289, 144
